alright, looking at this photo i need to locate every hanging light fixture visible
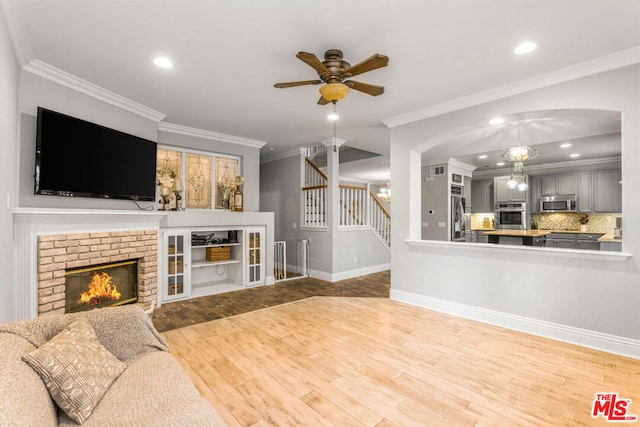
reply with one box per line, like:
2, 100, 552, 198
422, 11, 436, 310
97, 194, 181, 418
501, 121, 538, 191
377, 182, 391, 203
319, 83, 349, 103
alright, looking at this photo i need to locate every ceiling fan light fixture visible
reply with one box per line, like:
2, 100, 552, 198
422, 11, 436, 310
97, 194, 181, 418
319, 83, 349, 102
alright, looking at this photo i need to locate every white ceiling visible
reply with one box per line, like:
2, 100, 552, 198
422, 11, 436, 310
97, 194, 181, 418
6, 0, 640, 180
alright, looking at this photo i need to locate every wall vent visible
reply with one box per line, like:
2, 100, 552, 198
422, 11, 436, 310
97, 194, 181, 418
430, 166, 445, 176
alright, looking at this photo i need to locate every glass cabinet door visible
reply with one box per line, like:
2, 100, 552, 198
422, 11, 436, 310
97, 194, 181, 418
163, 231, 191, 301
246, 228, 264, 286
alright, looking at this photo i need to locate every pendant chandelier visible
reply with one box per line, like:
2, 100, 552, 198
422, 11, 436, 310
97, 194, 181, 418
501, 121, 538, 191
377, 183, 391, 203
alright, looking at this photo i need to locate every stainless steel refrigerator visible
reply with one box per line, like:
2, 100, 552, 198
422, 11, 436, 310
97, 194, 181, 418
451, 195, 466, 242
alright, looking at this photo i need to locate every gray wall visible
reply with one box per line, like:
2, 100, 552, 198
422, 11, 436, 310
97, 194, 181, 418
158, 131, 261, 212
421, 164, 448, 240
18, 72, 159, 210
335, 228, 390, 273
0, 9, 19, 322
260, 155, 300, 268
390, 65, 640, 344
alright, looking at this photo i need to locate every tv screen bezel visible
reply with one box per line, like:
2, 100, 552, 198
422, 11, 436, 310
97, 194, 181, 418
34, 107, 157, 202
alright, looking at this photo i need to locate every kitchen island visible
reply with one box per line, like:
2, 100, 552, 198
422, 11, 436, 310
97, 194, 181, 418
483, 230, 551, 246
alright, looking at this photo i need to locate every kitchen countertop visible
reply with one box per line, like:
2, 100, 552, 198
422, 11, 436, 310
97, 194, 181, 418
537, 229, 607, 235
483, 230, 551, 237
598, 232, 622, 243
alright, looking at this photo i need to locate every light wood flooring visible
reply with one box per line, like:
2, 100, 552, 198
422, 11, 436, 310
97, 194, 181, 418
162, 297, 639, 426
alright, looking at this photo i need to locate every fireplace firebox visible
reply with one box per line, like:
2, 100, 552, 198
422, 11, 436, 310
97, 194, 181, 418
65, 260, 138, 313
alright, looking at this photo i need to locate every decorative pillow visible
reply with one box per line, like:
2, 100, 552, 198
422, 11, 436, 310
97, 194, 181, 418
22, 319, 126, 424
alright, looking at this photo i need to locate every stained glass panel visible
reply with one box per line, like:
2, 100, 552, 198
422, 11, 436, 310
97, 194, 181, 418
214, 157, 239, 209
185, 153, 212, 209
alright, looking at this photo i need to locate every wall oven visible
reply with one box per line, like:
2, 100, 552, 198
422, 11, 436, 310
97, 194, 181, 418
540, 195, 577, 212
495, 202, 527, 230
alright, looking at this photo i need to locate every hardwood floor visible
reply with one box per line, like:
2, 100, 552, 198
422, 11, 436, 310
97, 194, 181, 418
162, 297, 639, 426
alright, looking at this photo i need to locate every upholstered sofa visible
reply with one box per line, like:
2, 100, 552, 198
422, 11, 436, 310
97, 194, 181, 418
0, 305, 226, 426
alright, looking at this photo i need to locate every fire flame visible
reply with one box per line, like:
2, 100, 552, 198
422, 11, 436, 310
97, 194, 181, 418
79, 271, 121, 305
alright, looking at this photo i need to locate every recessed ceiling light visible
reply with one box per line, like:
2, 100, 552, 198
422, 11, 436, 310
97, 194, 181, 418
153, 57, 173, 68
496, 162, 505, 166
570, 153, 580, 158
268, 147, 276, 151
489, 117, 505, 125
327, 112, 339, 121
560, 143, 572, 148
478, 155, 488, 159
514, 42, 537, 55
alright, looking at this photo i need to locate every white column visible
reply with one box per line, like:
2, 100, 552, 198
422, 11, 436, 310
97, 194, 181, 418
322, 137, 345, 273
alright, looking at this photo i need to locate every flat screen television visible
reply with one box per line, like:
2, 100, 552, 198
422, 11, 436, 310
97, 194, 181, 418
35, 107, 157, 201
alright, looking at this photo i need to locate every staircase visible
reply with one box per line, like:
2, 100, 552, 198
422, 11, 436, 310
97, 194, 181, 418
302, 153, 390, 247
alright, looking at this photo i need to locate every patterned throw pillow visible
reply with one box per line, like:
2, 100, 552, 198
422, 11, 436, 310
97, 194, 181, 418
22, 319, 126, 424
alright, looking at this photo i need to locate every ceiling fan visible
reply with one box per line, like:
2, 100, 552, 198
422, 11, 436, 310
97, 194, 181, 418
274, 49, 389, 105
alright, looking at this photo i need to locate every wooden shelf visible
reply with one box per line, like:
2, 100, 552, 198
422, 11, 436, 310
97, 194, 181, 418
191, 243, 242, 248
192, 259, 241, 268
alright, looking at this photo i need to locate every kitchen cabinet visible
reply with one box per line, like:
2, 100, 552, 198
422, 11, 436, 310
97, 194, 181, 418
540, 173, 576, 196
545, 232, 576, 249
529, 176, 540, 213
594, 169, 622, 213
494, 176, 527, 203
463, 177, 472, 208
471, 179, 494, 213
577, 172, 592, 212
544, 232, 603, 250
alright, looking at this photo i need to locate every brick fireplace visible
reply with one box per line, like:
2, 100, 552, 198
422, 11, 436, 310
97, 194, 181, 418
37, 230, 157, 316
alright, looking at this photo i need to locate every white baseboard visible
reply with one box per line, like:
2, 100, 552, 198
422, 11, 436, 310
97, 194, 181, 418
390, 289, 640, 360
310, 263, 390, 283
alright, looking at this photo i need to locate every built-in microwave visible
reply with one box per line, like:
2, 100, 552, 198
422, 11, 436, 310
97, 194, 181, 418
540, 195, 577, 212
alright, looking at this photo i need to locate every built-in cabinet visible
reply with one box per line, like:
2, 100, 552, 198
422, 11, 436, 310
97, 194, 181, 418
494, 176, 527, 203
528, 169, 619, 214
594, 170, 622, 213
162, 231, 190, 302
161, 226, 266, 302
577, 172, 592, 212
471, 179, 494, 213
544, 232, 603, 250
540, 173, 576, 196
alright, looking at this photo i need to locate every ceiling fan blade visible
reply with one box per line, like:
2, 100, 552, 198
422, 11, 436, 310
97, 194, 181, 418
343, 54, 389, 77
344, 80, 385, 96
274, 80, 323, 88
296, 52, 330, 78
317, 96, 330, 105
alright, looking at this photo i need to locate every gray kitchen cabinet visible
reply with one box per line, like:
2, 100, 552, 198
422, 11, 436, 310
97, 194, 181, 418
545, 233, 576, 249
463, 177, 472, 209
540, 173, 576, 196
494, 176, 527, 203
594, 170, 622, 213
471, 179, 494, 213
529, 176, 540, 213
577, 171, 592, 212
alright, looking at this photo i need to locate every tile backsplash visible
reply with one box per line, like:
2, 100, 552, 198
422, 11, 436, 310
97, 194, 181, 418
531, 212, 621, 233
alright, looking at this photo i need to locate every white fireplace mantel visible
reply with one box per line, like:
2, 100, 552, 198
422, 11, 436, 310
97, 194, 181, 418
13, 208, 167, 320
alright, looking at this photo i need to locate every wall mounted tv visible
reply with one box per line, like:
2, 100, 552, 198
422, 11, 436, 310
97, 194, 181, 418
35, 107, 157, 201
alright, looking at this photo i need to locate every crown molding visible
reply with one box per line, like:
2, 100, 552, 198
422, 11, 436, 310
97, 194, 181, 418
158, 122, 267, 148
471, 155, 621, 177
23, 60, 166, 122
382, 46, 640, 129
1, 0, 35, 66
